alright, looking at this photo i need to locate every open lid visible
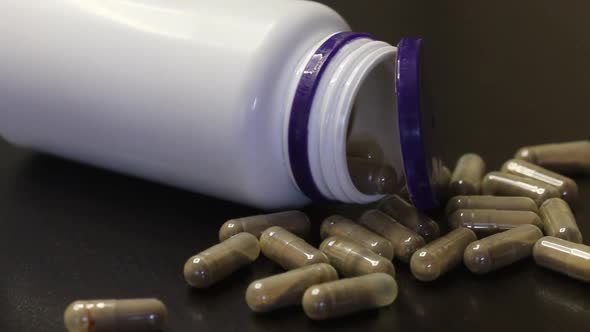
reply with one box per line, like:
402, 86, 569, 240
396, 37, 443, 210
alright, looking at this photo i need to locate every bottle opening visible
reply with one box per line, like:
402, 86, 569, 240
345, 53, 404, 196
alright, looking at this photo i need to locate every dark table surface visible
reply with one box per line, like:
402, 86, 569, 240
2, 1, 590, 331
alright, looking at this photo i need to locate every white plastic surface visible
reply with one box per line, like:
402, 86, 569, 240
0, 0, 351, 208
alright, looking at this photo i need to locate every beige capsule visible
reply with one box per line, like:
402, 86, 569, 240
481, 172, 560, 206
410, 228, 477, 281
346, 137, 384, 162
450, 153, 486, 196
463, 224, 543, 274
533, 236, 590, 282
514, 140, 590, 175
320, 215, 394, 260
64, 298, 167, 332
302, 273, 398, 320
347, 157, 398, 194
319, 236, 395, 277
378, 194, 440, 242
218, 210, 311, 242
449, 209, 543, 237
445, 195, 539, 216
184, 232, 260, 288
433, 165, 452, 201
358, 209, 425, 262
539, 198, 582, 243
501, 159, 579, 205
260, 226, 328, 270
245, 263, 338, 313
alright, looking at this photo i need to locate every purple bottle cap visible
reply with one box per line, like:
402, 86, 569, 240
396, 37, 441, 210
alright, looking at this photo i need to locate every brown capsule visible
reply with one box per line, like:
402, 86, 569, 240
514, 140, 590, 175
378, 195, 440, 242
410, 228, 477, 281
64, 298, 167, 332
320, 215, 394, 260
501, 159, 579, 205
218, 210, 311, 241
183, 232, 260, 288
346, 138, 384, 162
245, 263, 338, 313
260, 226, 328, 270
302, 273, 398, 320
347, 157, 398, 194
445, 195, 539, 216
463, 224, 543, 274
539, 198, 582, 243
533, 236, 590, 282
358, 209, 425, 262
319, 236, 395, 277
449, 209, 543, 237
434, 165, 452, 201
481, 172, 560, 206
450, 153, 486, 196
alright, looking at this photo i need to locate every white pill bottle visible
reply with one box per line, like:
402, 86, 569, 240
0, 0, 444, 209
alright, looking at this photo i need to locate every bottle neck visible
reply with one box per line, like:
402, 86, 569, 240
286, 32, 403, 204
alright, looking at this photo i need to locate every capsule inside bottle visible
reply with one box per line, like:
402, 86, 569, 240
378, 195, 440, 242
302, 273, 398, 320
514, 140, 590, 175
410, 228, 477, 281
245, 263, 338, 313
533, 236, 590, 282
449, 153, 486, 196
449, 209, 543, 237
501, 159, 579, 205
260, 226, 329, 270
463, 224, 543, 274
319, 236, 395, 277
218, 210, 310, 241
347, 157, 399, 194
184, 232, 260, 288
445, 195, 539, 216
64, 298, 168, 332
481, 171, 560, 206
320, 215, 394, 260
358, 209, 425, 262
539, 198, 582, 243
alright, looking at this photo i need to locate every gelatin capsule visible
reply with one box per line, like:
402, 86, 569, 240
445, 195, 538, 216
449, 209, 543, 237
378, 194, 440, 242
260, 226, 328, 270
346, 138, 384, 162
245, 263, 338, 313
319, 236, 395, 277
514, 140, 590, 175
450, 153, 486, 196
219, 210, 311, 241
501, 159, 579, 205
64, 298, 167, 332
539, 198, 582, 243
481, 171, 560, 206
434, 165, 452, 201
347, 157, 398, 194
358, 209, 425, 262
533, 236, 590, 282
463, 224, 543, 274
184, 232, 260, 288
410, 228, 477, 281
302, 273, 398, 320
320, 215, 394, 260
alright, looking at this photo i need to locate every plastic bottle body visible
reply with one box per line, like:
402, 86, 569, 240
0, 1, 436, 209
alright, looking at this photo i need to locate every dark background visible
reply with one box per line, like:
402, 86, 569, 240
1, 1, 589, 331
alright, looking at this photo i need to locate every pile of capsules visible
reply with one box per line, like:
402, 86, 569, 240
63, 140, 590, 331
